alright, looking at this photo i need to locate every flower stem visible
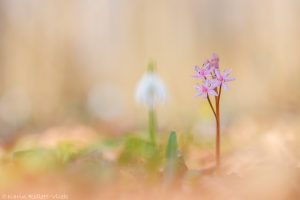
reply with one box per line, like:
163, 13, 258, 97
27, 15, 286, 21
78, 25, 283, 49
149, 108, 157, 146
215, 85, 222, 170
207, 95, 217, 119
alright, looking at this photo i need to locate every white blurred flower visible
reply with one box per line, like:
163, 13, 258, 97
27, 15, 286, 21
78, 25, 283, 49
135, 71, 167, 108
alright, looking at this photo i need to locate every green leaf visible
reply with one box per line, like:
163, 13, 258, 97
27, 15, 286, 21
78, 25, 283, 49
166, 131, 178, 160
118, 136, 163, 173
55, 142, 80, 164
118, 137, 155, 164
12, 148, 58, 171
164, 131, 187, 185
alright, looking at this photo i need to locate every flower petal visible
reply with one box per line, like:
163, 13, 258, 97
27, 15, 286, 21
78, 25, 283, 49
195, 85, 202, 90
215, 69, 221, 79
211, 53, 219, 61
202, 93, 208, 98
222, 82, 229, 90
224, 69, 232, 76
210, 79, 220, 88
208, 89, 218, 96
225, 77, 236, 82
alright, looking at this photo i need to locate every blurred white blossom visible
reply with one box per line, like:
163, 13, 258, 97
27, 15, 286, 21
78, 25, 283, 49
135, 70, 167, 109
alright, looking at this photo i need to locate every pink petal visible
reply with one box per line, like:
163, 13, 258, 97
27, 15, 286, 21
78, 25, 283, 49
215, 69, 221, 79
203, 61, 210, 69
195, 85, 201, 90
222, 83, 229, 90
211, 79, 220, 88
225, 77, 235, 82
224, 69, 232, 77
208, 90, 218, 96
194, 66, 200, 72
195, 92, 203, 97
192, 74, 202, 78
211, 53, 219, 61
203, 59, 210, 65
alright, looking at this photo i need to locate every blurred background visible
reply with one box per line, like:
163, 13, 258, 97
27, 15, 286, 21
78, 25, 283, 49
0, 0, 299, 140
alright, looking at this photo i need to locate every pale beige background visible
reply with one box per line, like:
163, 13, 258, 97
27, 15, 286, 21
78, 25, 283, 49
0, 0, 299, 131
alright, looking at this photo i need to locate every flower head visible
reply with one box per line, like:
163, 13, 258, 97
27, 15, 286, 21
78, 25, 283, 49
215, 69, 235, 89
193, 53, 235, 98
135, 63, 167, 108
195, 79, 218, 98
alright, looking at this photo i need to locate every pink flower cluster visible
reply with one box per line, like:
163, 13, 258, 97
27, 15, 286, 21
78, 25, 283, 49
193, 53, 235, 98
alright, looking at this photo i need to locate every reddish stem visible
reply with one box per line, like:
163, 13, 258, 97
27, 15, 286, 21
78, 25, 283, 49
207, 95, 217, 119
205, 76, 222, 171
215, 85, 222, 170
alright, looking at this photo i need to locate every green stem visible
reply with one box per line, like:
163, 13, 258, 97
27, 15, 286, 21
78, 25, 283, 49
149, 108, 157, 146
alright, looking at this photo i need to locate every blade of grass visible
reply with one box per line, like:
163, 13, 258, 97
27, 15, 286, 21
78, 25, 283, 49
164, 131, 187, 186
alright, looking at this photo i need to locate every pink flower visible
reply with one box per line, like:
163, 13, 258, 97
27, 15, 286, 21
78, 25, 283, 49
193, 65, 212, 79
195, 79, 218, 98
209, 53, 219, 69
215, 69, 235, 89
